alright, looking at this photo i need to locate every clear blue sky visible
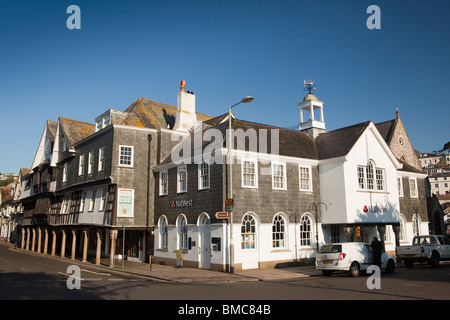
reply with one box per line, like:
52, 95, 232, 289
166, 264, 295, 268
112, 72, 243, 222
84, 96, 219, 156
0, 0, 449, 173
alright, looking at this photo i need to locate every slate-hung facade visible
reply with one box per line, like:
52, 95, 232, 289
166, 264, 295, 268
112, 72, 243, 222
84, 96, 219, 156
17, 86, 212, 265
153, 90, 428, 271
12, 80, 428, 272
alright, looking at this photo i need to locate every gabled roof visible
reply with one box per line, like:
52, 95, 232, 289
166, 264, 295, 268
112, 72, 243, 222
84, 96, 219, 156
157, 115, 317, 167
121, 97, 213, 129
375, 119, 396, 144
59, 117, 95, 150
315, 121, 372, 160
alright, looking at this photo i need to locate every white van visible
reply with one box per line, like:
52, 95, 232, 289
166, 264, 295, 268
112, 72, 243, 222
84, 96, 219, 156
316, 242, 396, 277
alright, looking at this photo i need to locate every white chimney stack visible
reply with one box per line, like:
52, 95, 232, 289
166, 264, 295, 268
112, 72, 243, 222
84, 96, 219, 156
173, 80, 197, 132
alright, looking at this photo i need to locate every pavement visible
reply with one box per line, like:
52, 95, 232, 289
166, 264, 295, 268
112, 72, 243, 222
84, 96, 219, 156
3, 241, 321, 284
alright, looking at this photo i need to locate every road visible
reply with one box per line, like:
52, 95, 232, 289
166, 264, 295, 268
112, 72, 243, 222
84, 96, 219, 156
1, 242, 449, 303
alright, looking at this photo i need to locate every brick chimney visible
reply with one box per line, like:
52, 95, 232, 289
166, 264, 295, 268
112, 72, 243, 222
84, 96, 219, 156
173, 80, 197, 132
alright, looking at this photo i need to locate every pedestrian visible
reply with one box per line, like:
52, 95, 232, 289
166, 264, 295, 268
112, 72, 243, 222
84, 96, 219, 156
370, 237, 383, 268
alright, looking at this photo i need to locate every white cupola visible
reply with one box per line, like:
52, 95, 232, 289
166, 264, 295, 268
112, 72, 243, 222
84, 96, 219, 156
298, 79, 325, 139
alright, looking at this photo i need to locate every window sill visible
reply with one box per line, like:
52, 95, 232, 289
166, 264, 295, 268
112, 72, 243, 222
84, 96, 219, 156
357, 190, 389, 195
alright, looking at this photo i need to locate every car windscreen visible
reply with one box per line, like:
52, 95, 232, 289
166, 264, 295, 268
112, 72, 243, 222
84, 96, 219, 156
319, 244, 342, 254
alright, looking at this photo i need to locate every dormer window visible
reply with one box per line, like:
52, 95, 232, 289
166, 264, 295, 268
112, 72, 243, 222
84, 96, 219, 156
95, 113, 111, 132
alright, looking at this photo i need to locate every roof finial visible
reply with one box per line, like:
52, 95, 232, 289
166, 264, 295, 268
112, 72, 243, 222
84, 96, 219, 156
395, 108, 399, 119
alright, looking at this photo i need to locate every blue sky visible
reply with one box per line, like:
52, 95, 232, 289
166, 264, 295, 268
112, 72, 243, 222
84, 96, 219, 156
0, 0, 449, 173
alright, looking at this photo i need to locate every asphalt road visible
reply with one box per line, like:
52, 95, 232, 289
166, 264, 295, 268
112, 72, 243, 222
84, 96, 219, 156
1, 242, 449, 303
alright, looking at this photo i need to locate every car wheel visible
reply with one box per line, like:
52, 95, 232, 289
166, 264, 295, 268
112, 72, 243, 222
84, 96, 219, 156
322, 270, 333, 276
349, 262, 360, 277
430, 251, 440, 268
386, 259, 395, 273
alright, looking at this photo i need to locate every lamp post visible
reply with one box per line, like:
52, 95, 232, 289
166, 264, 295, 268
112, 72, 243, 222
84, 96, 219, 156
309, 202, 327, 253
228, 96, 254, 273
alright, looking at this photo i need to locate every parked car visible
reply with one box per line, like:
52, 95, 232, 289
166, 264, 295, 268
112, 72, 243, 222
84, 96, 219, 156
396, 235, 450, 268
316, 242, 396, 277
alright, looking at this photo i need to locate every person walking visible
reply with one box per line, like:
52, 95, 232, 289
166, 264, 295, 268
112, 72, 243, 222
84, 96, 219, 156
370, 237, 383, 268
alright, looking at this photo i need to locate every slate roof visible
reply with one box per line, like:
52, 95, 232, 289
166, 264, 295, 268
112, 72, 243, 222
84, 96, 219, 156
375, 119, 396, 144
315, 121, 372, 160
59, 117, 95, 149
121, 97, 213, 129
46, 120, 58, 143
158, 115, 317, 166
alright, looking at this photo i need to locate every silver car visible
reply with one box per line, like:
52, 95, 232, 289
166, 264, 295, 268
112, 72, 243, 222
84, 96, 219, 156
316, 242, 396, 277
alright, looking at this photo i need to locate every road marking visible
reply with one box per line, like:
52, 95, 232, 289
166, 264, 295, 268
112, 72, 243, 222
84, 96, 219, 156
81, 268, 111, 276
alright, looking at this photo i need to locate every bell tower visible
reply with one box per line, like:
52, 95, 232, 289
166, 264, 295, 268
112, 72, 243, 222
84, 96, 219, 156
298, 78, 325, 139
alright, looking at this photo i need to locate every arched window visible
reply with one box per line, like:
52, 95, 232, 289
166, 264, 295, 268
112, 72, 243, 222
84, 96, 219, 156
159, 216, 168, 249
412, 214, 421, 236
272, 214, 286, 248
241, 214, 256, 250
299, 214, 313, 247
177, 215, 188, 250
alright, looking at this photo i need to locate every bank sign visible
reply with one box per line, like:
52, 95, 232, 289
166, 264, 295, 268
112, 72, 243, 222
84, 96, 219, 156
171, 199, 193, 208
363, 205, 387, 214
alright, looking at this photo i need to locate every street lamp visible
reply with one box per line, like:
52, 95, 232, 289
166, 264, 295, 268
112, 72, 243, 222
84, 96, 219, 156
309, 202, 327, 253
228, 96, 254, 273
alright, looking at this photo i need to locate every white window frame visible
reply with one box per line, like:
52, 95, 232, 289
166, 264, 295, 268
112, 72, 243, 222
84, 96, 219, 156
88, 189, 96, 212
241, 159, 258, 188
79, 191, 87, 213
272, 214, 286, 249
63, 163, 68, 182
159, 170, 168, 196
272, 162, 287, 190
99, 188, 107, 211
397, 177, 404, 197
198, 162, 210, 190
98, 147, 105, 171
299, 165, 312, 192
299, 214, 314, 247
119, 145, 134, 168
177, 165, 187, 193
78, 154, 85, 176
178, 215, 188, 250
159, 216, 168, 249
409, 178, 418, 198
375, 168, 385, 191
88, 151, 94, 174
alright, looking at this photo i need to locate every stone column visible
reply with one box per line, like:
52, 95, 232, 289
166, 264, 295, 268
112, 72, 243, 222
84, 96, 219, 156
71, 229, 77, 260
21, 228, 25, 250
31, 228, 36, 252
37, 228, 42, 253
60, 229, 66, 258
95, 230, 103, 265
43, 228, 48, 255
25, 228, 30, 251
392, 225, 402, 263
51, 230, 57, 256
109, 230, 118, 267
82, 229, 88, 262
377, 225, 386, 250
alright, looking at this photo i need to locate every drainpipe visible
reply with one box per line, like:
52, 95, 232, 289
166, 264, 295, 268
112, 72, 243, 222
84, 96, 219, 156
146, 134, 153, 261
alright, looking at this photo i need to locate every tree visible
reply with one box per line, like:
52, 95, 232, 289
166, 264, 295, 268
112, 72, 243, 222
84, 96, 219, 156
440, 141, 450, 153
0, 176, 14, 186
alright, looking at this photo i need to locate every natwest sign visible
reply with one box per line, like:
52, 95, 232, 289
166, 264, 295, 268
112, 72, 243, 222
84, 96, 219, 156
171, 199, 193, 208
363, 205, 387, 214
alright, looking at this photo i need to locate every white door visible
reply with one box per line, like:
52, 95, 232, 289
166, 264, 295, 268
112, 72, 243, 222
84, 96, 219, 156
199, 215, 211, 269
